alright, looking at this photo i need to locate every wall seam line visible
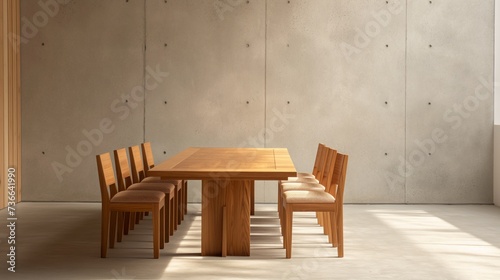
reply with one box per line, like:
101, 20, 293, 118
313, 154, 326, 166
404, 0, 408, 204
143, 0, 147, 143
264, 0, 268, 149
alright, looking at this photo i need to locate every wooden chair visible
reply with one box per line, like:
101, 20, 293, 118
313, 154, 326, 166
281, 151, 349, 258
141, 142, 187, 224
129, 145, 182, 231
280, 146, 334, 229
96, 153, 165, 259
114, 148, 176, 241
277, 144, 330, 222
275, 144, 327, 214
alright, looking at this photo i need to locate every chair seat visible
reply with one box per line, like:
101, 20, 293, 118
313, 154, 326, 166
282, 183, 325, 192
111, 190, 165, 204
284, 190, 335, 204
280, 177, 319, 185
127, 182, 175, 196
142, 177, 182, 189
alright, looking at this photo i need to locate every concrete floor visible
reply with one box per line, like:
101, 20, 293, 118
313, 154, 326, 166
0, 203, 499, 280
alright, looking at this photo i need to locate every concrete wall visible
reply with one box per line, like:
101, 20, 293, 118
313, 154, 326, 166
495, 0, 500, 207
21, 0, 494, 204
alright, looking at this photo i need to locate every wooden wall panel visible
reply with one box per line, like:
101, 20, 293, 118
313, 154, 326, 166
1, 0, 4, 209
1, 0, 21, 209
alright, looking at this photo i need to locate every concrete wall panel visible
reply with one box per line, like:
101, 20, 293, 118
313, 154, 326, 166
21, 0, 145, 201
266, 0, 407, 203
406, 0, 494, 203
144, 0, 266, 202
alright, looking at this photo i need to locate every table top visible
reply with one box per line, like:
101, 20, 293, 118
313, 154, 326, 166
148, 147, 296, 180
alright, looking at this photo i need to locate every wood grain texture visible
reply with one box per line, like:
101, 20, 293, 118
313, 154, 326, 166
149, 148, 296, 180
202, 179, 251, 256
225, 179, 251, 256
1, 0, 21, 209
201, 179, 226, 256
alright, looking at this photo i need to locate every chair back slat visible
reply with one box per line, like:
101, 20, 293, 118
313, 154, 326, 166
114, 148, 134, 191
129, 145, 146, 183
326, 153, 348, 204
141, 142, 155, 171
96, 153, 119, 204
321, 148, 337, 188
316, 145, 331, 185
334, 154, 349, 207
311, 143, 326, 176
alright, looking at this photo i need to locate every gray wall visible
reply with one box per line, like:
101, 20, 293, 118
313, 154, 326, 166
496, 0, 500, 207
21, 0, 494, 204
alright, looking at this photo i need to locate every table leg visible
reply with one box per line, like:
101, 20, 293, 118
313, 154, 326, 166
202, 179, 252, 256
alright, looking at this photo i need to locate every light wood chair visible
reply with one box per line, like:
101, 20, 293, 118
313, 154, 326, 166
114, 148, 176, 241
277, 144, 327, 209
141, 142, 187, 224
129, 145, 182, 231
96, 153, 165, 259
278, 144, 330, 223
281, 151, 349, 258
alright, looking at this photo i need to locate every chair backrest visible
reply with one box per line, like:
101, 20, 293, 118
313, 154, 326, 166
114, 148, 134, 191
96, 153, 119, 205
311, 143, 326, 176
325, 152, 349, 206
141, 142, 155, 172
129, 145, 146, 183
317, 146, 335, 186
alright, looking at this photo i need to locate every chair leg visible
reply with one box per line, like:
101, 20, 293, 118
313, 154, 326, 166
325, 212, 332, 244
117, 212, 124, 243
285, 207, 293, 259
165, 197, 171, 243
179, 189, 184, 222
250, 183, 255, 215
277, 184, 282, 215
330, 212, 338, 247
160, 206, 165, 249
320, 212, 332, 240
152, 209, 160, 259
183, 181, 188, 215
109, 211, 117, 249
280, 204, 286, 240
319, 212, 325, 230
177, 188, 182, 225
337, 210, 344, 258
173, 190, 178, 230
280, 204, 285, 247
279, 192, 286, 236
101, 210, 109, 258
170, 197, 175, 236
123, 212, 130, 235
136, 212, 141, 224
130, 213, 136, 230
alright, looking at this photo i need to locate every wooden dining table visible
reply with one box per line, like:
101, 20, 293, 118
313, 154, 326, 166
147, 147, 296, 256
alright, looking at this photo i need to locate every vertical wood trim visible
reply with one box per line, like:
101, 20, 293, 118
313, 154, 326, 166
0, 0, 21, 209
0, 0, 5, 209
14, 0, 20, 202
